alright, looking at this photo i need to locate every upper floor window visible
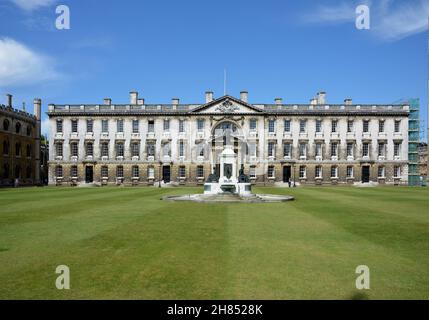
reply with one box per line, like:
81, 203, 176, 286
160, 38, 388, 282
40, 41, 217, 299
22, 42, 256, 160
3, 141, 10, 155
147, 142, 155, 156
26, 126, 32, 136
268, 120, 275, 133
283, 143, 291, 157
363, 120, 369, 133
284, 119, 290, 132
179, 120, 185, 133
299, 120, 306, 133
379, 120, 385, 133
3, 119, 10, 131
15, 142, 21, 156
331, 142, 338, 157
394, 142, 401, 157
394, 120, 401, 133
15, 122, 21, 134
56, 119, 63, 133
299, 143, 306, 157
163, 119, 170, 131
347, 120, 354, 133
116, 143, 124, 157
378, 142, 385, 157
347, 143, 354, 157
315, 120, 322, 133
179, 141, 185, 157
132, 142, 140, 157
101, 142, 109, 157
148, 120, 155, 133
132, 120, 139, 133
71, 120, 78, 133
71, 142, 78, 157
362, 142, 369, 157
268, 142, 275, 157
56, 142, 63, 157
250, 119, 257, 131
102, 120, 108, 133
197, 119, 205, 132
86, 119, 93, 133
117, 119, 124, 133
315, 143, 322, 157
331, 120, 338, 133
86, 142, 94, 157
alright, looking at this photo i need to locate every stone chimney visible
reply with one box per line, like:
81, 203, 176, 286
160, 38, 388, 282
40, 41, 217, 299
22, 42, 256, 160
130, 91, 138, 105
344, 98, 353, 105
240, 91, 248, 103
6, 94, 12, 108
137, 98, 145, 105
274, 98, 283, 105
317, 91, 326, 105
104, 98, 112, 105
205, 91, 214, 103
172, 98, 180, 105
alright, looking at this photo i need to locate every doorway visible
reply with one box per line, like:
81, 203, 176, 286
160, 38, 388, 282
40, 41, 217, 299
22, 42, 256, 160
85, 166, 93, 183
162, 166, 171, 183
361, 166, 370, 183
283, 166, 291, 183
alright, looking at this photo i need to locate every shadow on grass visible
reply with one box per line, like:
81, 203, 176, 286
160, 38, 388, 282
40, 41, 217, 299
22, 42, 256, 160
349, 292, 370, 300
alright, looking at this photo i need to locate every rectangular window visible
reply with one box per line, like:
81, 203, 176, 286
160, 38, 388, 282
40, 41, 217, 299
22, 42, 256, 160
250, 166, 256, 178
250, 119, 257, 131
86, 143, 93, 157
101, 142, 109, 157
116, 143, 124, 157
71, 142, 78, 157
347, 166, 353, 178
284, 119, 290, 132
132, 120, 139, 133
347, 143, 353, 157
268, 142, 275, 157
316, 143, 322, 157
315, 166, 322, 178
86, 119, 93, 133
71, 120, 78, 133
56, 142, 63, 157
330, 166, 338, 178
363, 120, 369, 133
394, 143, 401, 157
163, 119, 170, 131
283, 143, 291, 157
132, 166, 139, 178
132, 143, 140, 157
347, 120, 354, 133
362, 143, 369, 157
331, 120, 338, 133
394, 166, 401, 178
379, 120, 385, 133
299, 143, 306, 157
299, 166, 306, 179
101, 166, 108, 178
394, 120, 401, 133
197, 166, 204, 178
148, 120, 155, 133
378, 143, 385, 156
179, 120, 185, 133
56, 119, 63, 133
147, 143, 155, 156
148, 167, 155, 179
378, 166, 385, 178
331, 143, 338, 157
102, 120, 108, 133
299, 120, 306, 133
197, 119, 205, 131
70, 166, 78, 178
117, 119, 124, 133
179, 166, 186, 178
179, 141, 185, 157
315, 120, 322, 133
268, 120, 275, 133
268, 166, 275, 178
56, 165, 63, 178
116, 166, 124, 178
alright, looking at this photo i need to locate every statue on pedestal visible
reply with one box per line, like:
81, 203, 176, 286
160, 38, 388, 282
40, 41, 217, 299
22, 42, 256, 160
238, 164, 250, 183
206, 167, 219, 183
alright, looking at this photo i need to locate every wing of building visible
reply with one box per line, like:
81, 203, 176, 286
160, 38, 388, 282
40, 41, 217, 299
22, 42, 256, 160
47, 90, 410, 186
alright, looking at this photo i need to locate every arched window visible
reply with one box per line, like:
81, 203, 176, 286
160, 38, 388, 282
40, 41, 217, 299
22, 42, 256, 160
3, 119, 10, 131
15, 122, 21, 134
15, 143, 21, 156
3, 140, 9, 155
26, 126, 32, 136
26, 144, 31, 157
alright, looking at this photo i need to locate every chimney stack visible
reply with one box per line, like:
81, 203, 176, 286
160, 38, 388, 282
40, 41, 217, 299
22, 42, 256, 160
240, 91, 248, 103
274, 98, 283, 105
317, 91, 326, 105
172, 98, 180, 105
104, 98, 112, 105
344, 98, 353, 105
6, 94, 12, 108
205, 91, 214, 103
137, 98, 145, 105
130, 91, 138, 105
22, 102, 26, 112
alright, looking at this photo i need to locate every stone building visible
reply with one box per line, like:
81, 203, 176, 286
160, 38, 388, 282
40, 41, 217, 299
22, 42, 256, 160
47, 91, 409, 186
0, 94, 42, 187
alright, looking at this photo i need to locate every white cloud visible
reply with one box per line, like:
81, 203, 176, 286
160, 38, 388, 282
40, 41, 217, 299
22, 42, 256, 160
302, 0, 429, 41
9, 0, 56, 11
0, 38, 60, 87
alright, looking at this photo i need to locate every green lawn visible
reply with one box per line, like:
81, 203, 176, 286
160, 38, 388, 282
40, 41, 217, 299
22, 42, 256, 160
0, 186, 428, 300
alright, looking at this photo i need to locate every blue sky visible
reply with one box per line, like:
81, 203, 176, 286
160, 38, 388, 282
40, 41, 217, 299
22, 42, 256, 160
0, 0, 428, 140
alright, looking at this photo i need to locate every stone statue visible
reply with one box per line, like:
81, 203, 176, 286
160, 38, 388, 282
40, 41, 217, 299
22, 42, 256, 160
224, 164, 232, 179
206, 167, 219, 183
238, 164, 250, 183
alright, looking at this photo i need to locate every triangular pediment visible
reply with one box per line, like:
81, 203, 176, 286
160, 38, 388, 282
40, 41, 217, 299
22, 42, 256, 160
190, 95, 263, 114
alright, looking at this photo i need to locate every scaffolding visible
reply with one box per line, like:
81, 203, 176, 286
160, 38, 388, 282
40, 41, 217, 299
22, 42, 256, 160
407, 98, 421, 186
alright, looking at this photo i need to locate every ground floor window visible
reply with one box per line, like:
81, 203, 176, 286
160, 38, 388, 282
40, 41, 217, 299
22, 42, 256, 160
71, 166, 78, 178
347, 166, 353, 178
101, 166, 108, 178
378, 166, 385, 178
250, 166, 256, 179
315, 166, 322, 178
179, 166, 186, 178
116, 166, 124, 178
394, 166, 401, 178
147, 166, 155, 179
56, 165, 63, 178
197, 166, 204, 178
299, 166, 306, 179
330, 166, 338, 178
132, 166, 139, 178
267, 165, 275, 178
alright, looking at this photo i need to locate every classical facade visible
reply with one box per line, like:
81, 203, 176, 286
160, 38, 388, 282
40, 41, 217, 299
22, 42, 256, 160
0, 94, 42, 187
47, 91, 409, 186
